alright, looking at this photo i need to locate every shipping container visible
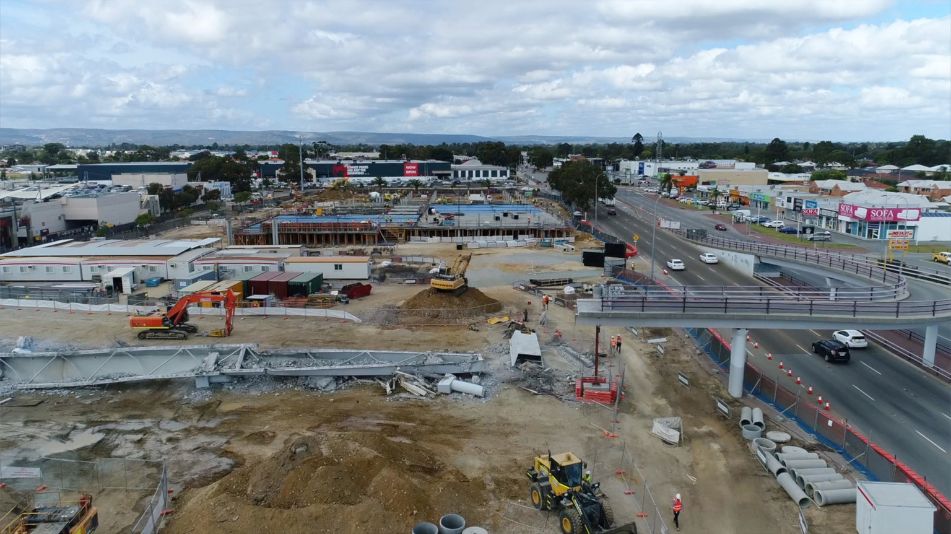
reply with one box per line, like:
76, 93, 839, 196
215, 279, 244, 300
340, 282, 372, 299
289, 272, 323, 297
267, 272, 300, 301
249, 271, 281, 297
175, 269, 217, 290
198, 280, 244, 306
180, 279, 217, 295
229, 270, 264, 298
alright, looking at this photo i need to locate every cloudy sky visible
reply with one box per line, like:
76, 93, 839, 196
1, 0, 949, 141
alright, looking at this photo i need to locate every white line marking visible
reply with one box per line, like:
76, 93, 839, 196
942, 413, 951, 423
852, 384, 875, 401
915, 430, 948, 453
795, 344, 810, 354
860, 361, 882, 376
694, 273, 707, 282
809, 329, 822, 337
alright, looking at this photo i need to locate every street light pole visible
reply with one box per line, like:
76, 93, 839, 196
594, 172, 599, 227
649, 192, 662, 281
298, 135, 305, 191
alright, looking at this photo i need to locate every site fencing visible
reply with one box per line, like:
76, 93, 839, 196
0, 456, 168, 534
684, 327, 951, 534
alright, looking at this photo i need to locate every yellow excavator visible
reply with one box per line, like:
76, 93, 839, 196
430, 253, 471, 295
527, 451, 637, 534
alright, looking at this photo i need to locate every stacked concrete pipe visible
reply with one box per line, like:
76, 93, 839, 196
413, 523, 439, 534
439, 514, 466, 534
798, 473, 843, 488
741, 424, 762, 440
777, 452, 820, 464
783, 459, 827, 470
776, 472, 810, 506
740, 406, 753, 427
790, 467, 836, 485
815, 488, 857, 506
761, 451, 787, 476
751, 407, 765, 429
807, 479, 854, 497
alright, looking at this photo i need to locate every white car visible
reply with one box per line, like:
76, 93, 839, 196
833, 330, 868, 348
763, 220, 785, 228
666, 259, 686, 270
698, 253, 719, 264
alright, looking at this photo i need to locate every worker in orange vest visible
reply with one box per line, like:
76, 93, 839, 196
615, 335, 622, 355
672, 493, 683, 531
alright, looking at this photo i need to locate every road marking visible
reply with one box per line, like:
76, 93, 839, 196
942, 413, 951, 423
795, 344, 810, 354
860, 361, 882, 376
852, 384, 875, 402
694, 273, 707, 282
809, 329, 822, 337
915, 430, 947, 453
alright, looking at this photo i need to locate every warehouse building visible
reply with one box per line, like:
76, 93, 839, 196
305, 159, 451, 182
76, 162, 191, 185
450, 160, 511, 181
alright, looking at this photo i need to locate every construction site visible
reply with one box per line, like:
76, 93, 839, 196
0, 192, 861, 534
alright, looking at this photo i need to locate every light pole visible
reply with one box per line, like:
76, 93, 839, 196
298, 135, 305, 191
649, 192, 663, 281
594, 171, 599, 226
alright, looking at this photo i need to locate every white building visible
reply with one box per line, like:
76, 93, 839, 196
450, 160, 511, 181
112, 173, 188, 189
283, 256, 371, 280
193, 250, 288, 279
836, 190, 931, 240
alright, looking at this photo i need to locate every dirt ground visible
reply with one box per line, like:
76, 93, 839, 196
0, 243, 856, 533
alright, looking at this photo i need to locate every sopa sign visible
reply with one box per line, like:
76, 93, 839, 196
837, 203, 920, 222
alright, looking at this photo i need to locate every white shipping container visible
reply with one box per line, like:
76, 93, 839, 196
856, 482, 935, 534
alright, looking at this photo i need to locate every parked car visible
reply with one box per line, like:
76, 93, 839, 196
714, 223, 727, 231
778, 226, 799, 234
833, 330, 868, 348
666, 259, 686, 271
763, 220, 785, 228
699, 253, 719, 264
806, 231, 832, 241
606, 208, 617, 215
755, 216, 770, 224
811, 339, 851, 363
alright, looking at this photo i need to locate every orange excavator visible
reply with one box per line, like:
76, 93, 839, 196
130, 289, 237, 340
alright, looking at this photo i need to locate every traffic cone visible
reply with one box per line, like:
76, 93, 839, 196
824, 402, 831, 411
746, 334, 751, 341
766, 352, 773, 360
753, 341, 759, 349
807, 386, 813, 395
796, 376, 802, 385
817, 395, 823, 405
787, 369, 793, 377
778, 361, 784, 369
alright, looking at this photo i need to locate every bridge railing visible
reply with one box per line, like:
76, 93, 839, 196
596, 296, 951, 319
611, 283, 904, 301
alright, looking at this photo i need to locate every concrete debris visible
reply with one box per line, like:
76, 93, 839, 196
303, 376, 338, 392
651, 417, 683, 445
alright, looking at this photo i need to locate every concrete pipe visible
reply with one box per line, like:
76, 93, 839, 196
776, 472, 810, 507
741, 424, 763, 440
752, 407, 765, 430
777, 453, 820, 465
780, 446, 809, 455
797, 473, 842, 488
413, 522, 439, 534
450, 379, 485, 398
752, 437, 776, 454
815, 488, 856, 506
461, 528, 489, 534
765, 431, 791, 443
807, 479, 853, 497
740, 406, 752, 427
792, 468, 837, 487
782, 459, 827, 470
763, 452, 787, 476
439, 514, 466, 534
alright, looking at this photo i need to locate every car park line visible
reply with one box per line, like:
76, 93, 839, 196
852, 384, 876, 401
795, 344, 810, 354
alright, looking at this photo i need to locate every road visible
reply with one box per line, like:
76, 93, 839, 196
598, 187, 951, 495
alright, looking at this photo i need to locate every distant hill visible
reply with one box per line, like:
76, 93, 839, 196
0, 128, 767, 147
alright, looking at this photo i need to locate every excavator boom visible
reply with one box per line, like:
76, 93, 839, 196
430, 253, 472, 294
130, 289, 237, 340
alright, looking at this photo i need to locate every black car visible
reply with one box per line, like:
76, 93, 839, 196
812, 339, 851, 363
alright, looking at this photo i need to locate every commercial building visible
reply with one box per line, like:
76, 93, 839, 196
77, 162, 190, 184
450, 160, 511, 181
0, 238, 219, 288
695, 168, 768, 187
835, 191, 930, 240
304, 159, 451, 182
896, 180, 951, 201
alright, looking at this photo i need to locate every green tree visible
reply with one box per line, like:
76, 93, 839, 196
658, 173, 674, 195
279, 143, 302, 184
631, 133, 644, 158
372, 177, 387, 191
480, 178, 492, 189
810, 169, 847, 181
135, 212, 154, 226
201, 189, 222, 202
547, 160, 615, 211
764, 138, 788, 165
234, 191, 252, 204
408, 179, 422, 193
428, 145, 453, 162
528, 147, 554, 168
708, 187, 722, 212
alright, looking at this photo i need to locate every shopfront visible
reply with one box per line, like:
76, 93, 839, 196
836, 203, 921, 240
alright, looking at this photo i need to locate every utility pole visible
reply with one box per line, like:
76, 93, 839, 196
298, 135, 305, 191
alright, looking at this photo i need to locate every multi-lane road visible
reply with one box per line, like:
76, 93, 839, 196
593, 186, 951, 495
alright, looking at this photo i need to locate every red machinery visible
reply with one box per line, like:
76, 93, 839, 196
130, 289, 237, 340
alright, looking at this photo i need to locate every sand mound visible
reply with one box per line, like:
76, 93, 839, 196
168, 425, 489, 533
401, 287, 502, 313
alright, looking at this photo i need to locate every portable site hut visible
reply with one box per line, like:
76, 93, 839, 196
249, 271, 281, 296
856, 482, 936, 534
175, 269, 217, 290
180, 279, 216, 296
289, 272, 323, 297
267, 272, 299, 301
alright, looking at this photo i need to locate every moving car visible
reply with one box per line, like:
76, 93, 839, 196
606, 208, 617, 215
778, 226, 799, 234
763, 220, 785, 228
933, 251, 951, 265
666, 259, 685, 271
699, 253, 719, 264
714, 223, 727, 231
811, 339, 851, 363
833, 330, 868, 348
806, 231, 832, 241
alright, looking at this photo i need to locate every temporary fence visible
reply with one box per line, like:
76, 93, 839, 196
684, 327, 951, 534
0, 456, 168, 534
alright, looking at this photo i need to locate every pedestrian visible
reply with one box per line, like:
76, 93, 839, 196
616, 335, 622, 355
672, 493, 683, 531
523, 308, 528, 322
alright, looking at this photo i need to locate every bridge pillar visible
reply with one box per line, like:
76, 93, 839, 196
923, 325, 938, 368
729, 328, 748, 398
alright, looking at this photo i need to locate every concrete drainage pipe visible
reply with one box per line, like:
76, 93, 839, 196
797, 473, 843, 488
807, 479, 854, 497
782, 459, 827, 470
439, 514, 466, 534
815, 488, 856, 506
740, 406, 753, 427
762, 452, 787, 476
780, 446, 809, 455
413, 522, 439, 534
792, 468, 837, 487
752, 407, 765, 429
461, 528, 489, 534
777, 453, 820, 465
765, 431, 791, 443
752, 437, 776, 454
776, 472, 810, 507
741, 424, 762, 440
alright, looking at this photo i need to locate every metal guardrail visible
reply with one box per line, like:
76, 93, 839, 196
598, 296, 951, 319
612, 283, 904, 301
130, 464, 170, 534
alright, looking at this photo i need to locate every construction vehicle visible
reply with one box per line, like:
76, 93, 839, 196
527, 451, 637, 534
2, 493, 99, 533
430, 253, 471, 295
130, 289, 237, 340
